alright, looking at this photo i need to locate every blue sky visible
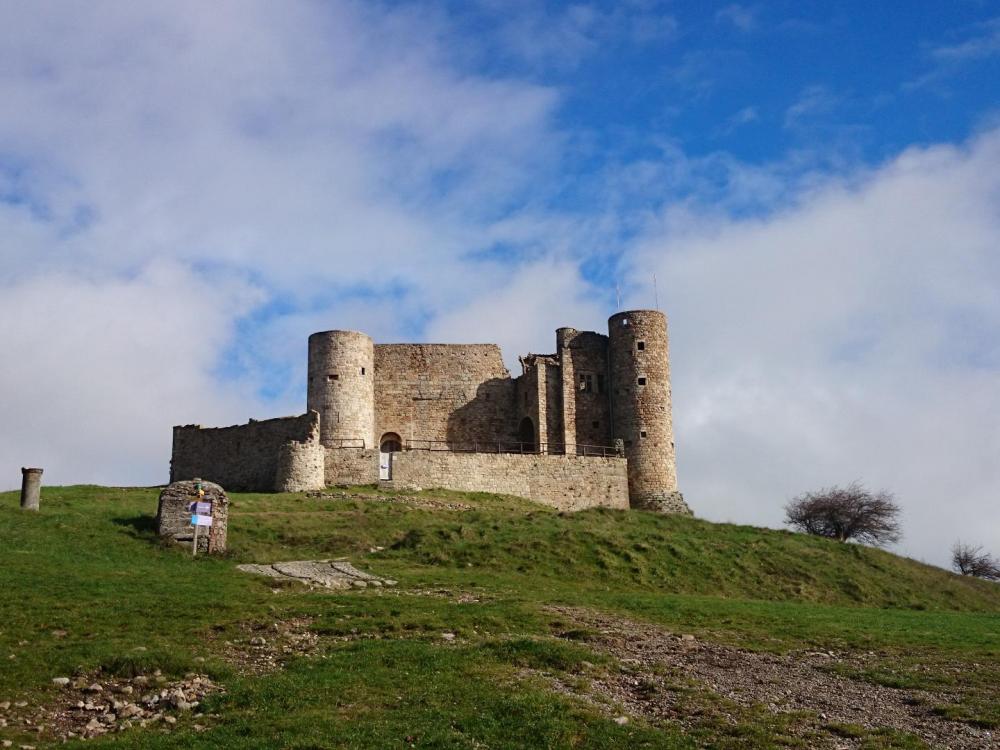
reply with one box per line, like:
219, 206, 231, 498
1, 1, 999, 566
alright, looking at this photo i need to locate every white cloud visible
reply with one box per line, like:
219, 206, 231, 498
0, 1, 565, 486
625, 129, 1000, 566
784, 84, 840, 129
0, 261, 264, 486
715, 4, 757, 33
932, 17, 1000, 62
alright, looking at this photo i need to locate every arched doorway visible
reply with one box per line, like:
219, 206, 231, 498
380, 432, 403, 453
518, 417, 535, 453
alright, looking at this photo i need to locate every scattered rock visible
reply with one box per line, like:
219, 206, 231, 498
614, 716, 629, 726
441, 632, 456, 642
83, 684, 103, 694
51, 678, 70, 688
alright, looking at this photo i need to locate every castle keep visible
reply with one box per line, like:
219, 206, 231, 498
171, 310, 689, 513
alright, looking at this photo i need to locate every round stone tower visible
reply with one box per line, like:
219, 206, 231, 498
608, 310, 689, 513
307, 330, 375, 449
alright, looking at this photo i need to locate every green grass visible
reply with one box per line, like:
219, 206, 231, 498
1, 484, 998, 748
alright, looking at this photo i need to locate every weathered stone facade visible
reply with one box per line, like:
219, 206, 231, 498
383, 450, 629, 511
171, 411, 323, 492
156, 479, 229, 553
169, 310, 689, 513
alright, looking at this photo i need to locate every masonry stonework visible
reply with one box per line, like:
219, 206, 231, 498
384, 451, 629, 511
171, 411, 321, 492
156, 479, 229, 553
170, 310, 689, 514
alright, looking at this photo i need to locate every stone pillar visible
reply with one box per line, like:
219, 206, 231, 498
20, 467, 42, 511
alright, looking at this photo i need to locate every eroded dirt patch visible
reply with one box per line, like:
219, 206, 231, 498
546, 606, 994, 749
220, 617, 321, 675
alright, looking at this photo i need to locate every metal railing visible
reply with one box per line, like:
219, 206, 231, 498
326, 438, 367, 449
402, 439, 623, 458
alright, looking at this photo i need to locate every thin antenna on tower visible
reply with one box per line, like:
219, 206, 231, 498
615, 282, 621, 311
653, 273, 660, 310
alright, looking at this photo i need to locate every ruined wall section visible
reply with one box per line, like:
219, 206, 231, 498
374, 344, 517, 448
560, 330, 612, 451
515, 361, 540, 449
385, 451, 629, 511
171, 412, 320, 492
608, 310, 689, 513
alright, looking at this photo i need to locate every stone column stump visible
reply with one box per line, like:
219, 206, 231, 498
20, 467, 43, 511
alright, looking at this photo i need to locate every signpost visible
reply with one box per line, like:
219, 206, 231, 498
188, 482, 212, 557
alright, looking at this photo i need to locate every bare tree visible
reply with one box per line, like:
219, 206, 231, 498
951, 541, 1000, 580
784, 482, 901, 546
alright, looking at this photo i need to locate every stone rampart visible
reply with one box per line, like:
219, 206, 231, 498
275, 439, 326, 492
325, 447, 379, 486
382, 451, 629, 511
171, 412, 320, 491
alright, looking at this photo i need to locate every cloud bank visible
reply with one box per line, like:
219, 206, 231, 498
2, 3, 998, 567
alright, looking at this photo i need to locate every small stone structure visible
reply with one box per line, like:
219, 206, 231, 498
170, 310, 691, 514
156, 479, 229, 553
20, 467, 42, 511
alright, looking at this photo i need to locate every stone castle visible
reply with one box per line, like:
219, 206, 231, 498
171, 309, 689, 513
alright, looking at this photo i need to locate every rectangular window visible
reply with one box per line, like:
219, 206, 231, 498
328, 373, 339, 381
640, 430, 647, 438
637, 377, 646, 385
585, 374, 593, 392
637, 341, 645, 351
361, 367, 365, 375
592, 421, 600, 429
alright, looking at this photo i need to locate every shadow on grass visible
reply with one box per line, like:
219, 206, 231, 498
113, 514, 159, 536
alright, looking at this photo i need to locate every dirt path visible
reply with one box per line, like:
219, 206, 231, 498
546, 606, 994, 749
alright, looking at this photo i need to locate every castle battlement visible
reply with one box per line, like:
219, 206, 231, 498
170, 311, 689, 514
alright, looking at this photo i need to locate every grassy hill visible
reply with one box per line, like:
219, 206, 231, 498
1, 485, 998, 748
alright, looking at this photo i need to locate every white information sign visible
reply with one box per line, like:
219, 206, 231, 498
191, 514, 213, 527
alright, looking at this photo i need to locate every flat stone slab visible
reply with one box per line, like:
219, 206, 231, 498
237, 560, 397, 589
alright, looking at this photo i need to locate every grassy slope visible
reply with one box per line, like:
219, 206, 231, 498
1, 485, 998, 749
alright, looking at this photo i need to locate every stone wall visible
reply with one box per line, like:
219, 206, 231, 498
325, 447, 379, 486
374, 344, 518, 449
561, 330, 612, 449
171, 412, 319, 491
275, 439, 326, 492
383, 450, 629, 511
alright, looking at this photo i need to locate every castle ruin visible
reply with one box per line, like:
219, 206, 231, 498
170, 310, 689, 513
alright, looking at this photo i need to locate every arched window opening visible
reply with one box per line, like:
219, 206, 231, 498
380, 432, 403, 453
518, 417, 535, 453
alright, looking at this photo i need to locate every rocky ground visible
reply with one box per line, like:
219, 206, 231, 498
236, 559, 398, 589
0, 672, 221, 746
544, 606, 995, 749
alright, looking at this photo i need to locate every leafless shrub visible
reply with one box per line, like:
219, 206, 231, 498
784, 481, 901, 546
951, 541, 1000, 580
